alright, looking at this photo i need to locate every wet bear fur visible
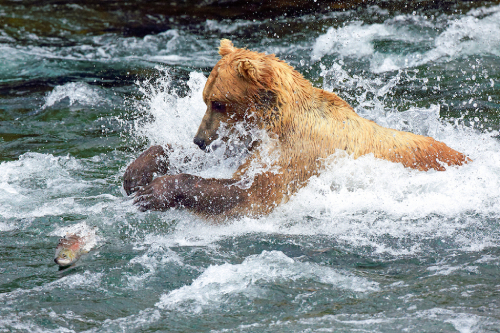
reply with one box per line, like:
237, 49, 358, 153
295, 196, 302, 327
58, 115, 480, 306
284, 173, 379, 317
126, 39, 469, 219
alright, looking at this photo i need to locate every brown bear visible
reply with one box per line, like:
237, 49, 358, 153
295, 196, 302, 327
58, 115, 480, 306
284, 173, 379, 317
124, 39, 469, 219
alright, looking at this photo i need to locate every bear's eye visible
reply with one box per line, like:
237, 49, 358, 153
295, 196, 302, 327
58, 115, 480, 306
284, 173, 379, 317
212, 101, 226, 112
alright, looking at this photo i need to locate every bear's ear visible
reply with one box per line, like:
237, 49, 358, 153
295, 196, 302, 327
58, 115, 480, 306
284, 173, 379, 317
236, 58, 261, 83
219, 39, 235, 57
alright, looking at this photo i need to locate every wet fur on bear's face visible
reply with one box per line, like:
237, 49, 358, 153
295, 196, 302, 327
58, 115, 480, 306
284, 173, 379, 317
193, 41, 278, 151
193, 96, 258, 151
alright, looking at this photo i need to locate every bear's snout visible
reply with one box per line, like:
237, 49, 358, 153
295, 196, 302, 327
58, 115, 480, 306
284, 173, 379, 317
193, 136, 207, 151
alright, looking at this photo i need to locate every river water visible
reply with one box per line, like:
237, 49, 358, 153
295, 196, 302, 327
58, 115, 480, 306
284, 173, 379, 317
1, 1, 500, 332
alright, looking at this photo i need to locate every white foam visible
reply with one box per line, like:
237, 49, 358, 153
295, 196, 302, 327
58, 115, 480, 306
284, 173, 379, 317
474, 254, 497, 264
0, 153, 122, 221
427, 262, 478, 276
49, 222, 99, 252
205, 19, 257, 33
42, 82, 105, 109
79, 308, 162, 333
0, 28, 216, 71
0, 271, 104, 303
0, 221, 15, 232
319, 61, 404, 121
312, 5, 500, 72
134, 68, 206, 148
146, 54, 190, 64
415, 308, 482, 333
0, 29, 15, 43
312, 21, 396, 62
432, 6, 500, 59
88, 30, 186, 61
0, 153, 85, 219
124, 245, 184, 290
156, 250, 378, 313
382, 7, 500, 72
287, 308, 486, 333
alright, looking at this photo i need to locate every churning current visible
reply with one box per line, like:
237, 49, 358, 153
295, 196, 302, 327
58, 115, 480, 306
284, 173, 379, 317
1, 1, 499, 332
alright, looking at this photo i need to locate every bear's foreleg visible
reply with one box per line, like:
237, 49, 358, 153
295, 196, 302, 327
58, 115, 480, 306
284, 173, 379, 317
123, 145, 172, 195
133, 174, 245, 217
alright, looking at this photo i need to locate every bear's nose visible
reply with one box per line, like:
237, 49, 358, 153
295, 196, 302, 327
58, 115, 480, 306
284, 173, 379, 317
193, 137, 207, 151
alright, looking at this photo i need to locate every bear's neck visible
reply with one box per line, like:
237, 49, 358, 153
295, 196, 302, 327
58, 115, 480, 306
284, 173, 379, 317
265, 82, 354, 137
263, 72, 318, 131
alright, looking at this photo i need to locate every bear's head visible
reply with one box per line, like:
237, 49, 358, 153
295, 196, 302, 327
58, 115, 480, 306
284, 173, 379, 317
193, 39, 310, 151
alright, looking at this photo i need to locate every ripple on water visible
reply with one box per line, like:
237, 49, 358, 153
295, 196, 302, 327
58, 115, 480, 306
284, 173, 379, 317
155, 250, 378, 313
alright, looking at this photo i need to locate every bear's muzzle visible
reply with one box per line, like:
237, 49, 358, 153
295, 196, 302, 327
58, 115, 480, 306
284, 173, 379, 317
193, 136, 207, 151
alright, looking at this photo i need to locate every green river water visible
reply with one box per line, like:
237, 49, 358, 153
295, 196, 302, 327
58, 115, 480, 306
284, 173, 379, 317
1, 1, 500, 332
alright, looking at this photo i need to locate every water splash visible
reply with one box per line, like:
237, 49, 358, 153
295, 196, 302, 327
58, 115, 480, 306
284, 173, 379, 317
0, 152, 122, 221
42, 82, 106, 109
156, 250, 378, 313
134, 67, 206, 148
312, 5, 500, 73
